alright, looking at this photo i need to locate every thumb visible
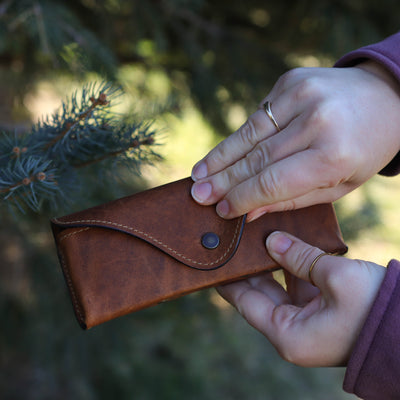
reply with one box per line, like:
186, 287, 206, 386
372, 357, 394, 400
266, 231, 332, 287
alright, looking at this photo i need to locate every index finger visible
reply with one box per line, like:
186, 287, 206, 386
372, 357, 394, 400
191, 105, 282, 181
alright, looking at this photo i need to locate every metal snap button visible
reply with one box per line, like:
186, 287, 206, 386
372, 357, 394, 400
201, 232, 220, 249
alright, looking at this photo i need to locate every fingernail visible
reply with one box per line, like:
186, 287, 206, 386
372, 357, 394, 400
267, 232, 292, 255
192, 161, 208, 181
246, 209, 267, 223
216, 200, 230, 217
191, 182, 212, 203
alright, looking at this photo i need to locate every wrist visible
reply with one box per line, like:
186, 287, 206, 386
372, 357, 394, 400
356, 60, 400, 97
356, 60, 400, 172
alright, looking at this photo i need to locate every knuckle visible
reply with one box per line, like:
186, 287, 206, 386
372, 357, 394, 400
315, 150, 352, 190
307, 102, 330, 129
209, 141, 230, 166
319, 155, 351, 188
277, 343, 295, 363
245, 143, 271, 175
323, 137, 352, 168
278, 68, 304, 88
307, 99, 344, 134
238, 117, 260, 147
277, 199, 297, 212
256, 170, 280, 201
280, 345, 306, 365
222, 166, 241, 188
293, 75, 323, 104
292, 246, 319, 277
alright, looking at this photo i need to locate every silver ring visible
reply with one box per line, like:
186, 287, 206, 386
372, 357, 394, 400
263, 101, 281, 132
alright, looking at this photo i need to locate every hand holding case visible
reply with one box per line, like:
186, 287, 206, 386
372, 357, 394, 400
51, 177, 347, 329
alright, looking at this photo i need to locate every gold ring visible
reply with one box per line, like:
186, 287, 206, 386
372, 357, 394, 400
263, 101, 281, 132
308, 252, 330, 286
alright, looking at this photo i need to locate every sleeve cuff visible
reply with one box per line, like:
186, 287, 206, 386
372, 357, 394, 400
335, 31, 400, 84
343, 260, 400, 399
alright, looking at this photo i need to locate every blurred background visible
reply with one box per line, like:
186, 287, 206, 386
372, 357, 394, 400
1, 1, 400, 398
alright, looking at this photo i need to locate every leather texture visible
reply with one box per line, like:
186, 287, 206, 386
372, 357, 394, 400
51, 177, 347, 329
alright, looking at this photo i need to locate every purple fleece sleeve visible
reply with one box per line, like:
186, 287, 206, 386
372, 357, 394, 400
343, 260, 400, 399
335, 31, 400, 176
332, 33, 400, 398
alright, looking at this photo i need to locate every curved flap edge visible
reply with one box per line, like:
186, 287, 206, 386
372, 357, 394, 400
51, 178, 247, 271
52, 214, 246, 271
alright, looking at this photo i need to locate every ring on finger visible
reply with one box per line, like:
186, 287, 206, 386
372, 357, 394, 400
308, 252, 331, 286
263, 101, 281, 132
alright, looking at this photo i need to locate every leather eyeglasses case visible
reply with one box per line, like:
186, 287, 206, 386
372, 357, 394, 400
51, 177, 347, 329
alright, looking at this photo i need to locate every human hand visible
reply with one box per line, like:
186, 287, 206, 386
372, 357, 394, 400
191, 62, 400, 220
217, 231, 386, 367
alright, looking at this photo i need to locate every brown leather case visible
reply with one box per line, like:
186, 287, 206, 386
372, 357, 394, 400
51, 177, 347, 329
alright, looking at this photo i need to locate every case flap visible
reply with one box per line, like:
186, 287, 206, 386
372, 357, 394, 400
52, 178, 246, 270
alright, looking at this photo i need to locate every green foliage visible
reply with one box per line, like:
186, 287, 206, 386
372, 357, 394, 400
0, 84, 159, 216
1, 0, 117, 77
0, 82, 160, 214
1, 0, 400, 134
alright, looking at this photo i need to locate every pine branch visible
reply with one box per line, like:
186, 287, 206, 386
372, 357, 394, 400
0, 82, 162, 214
42, 90, 110, 150
74, 135, 157, 169
0, 156, 60, 213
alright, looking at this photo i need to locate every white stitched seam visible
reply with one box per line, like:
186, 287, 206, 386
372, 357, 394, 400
59, 227, 90, 242
55, 217, 243, 266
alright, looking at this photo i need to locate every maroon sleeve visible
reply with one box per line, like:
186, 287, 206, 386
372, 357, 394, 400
343, 260, 400, 399
335, 31, 400, 176
333, 33, 400, 398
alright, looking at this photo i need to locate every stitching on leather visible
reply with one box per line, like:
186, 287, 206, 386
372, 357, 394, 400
58, 247, 85, 325
59, 227, 90, 242
53, 217, 243, 266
